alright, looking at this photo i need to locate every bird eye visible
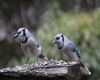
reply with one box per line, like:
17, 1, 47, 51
17, 31, 21, 34
56, 37, 60, 40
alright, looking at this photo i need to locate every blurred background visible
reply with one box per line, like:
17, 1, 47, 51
0, 0, 100, 80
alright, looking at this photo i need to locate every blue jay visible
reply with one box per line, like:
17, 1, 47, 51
53, 33, 91, 75
13, 27, 46, 63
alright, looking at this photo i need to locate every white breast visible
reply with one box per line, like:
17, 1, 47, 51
21, 37, 41, 58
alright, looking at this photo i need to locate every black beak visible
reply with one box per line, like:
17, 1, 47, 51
13, 34, 18, 38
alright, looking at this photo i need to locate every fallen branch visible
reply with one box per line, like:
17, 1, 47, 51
0, 60, 84, 80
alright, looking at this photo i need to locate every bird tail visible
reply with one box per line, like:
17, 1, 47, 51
80, 66, 91, 75
80, 59, 91, 75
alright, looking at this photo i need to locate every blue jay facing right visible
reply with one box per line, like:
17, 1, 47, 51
53, 33, 91, 75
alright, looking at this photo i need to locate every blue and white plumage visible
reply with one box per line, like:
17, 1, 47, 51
53, 33, 91, 75
13, 27, 46, 62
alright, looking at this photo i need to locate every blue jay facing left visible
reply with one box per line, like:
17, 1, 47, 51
53, 33, 91, 75
13, 27, 47, 63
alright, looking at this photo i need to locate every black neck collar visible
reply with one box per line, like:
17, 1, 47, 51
58, 37, 64, 49
22, 37, 28, 43
57, 42, 64, 49
58, 46, 63, 49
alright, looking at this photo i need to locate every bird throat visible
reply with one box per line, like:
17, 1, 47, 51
22, 37, 28, 43
57, 42, 64, 49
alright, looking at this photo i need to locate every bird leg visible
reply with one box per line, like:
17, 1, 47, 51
25, 57, 29, 64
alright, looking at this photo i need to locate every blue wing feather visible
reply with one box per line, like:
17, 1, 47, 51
68, 41, 85, 67
68, 42, 81, 58
36, 43, 41, 48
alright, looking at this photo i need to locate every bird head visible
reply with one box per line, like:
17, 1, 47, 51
53, 33, 64, 43
13, 27, 31, 43
53, 33, 64, 49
